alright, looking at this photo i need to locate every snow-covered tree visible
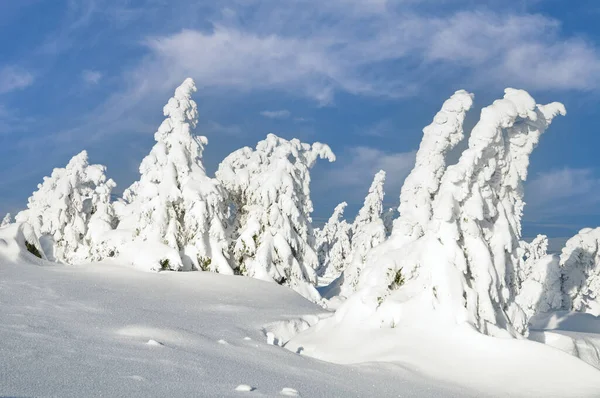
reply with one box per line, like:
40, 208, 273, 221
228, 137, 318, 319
339, 170, 387, 296
216, 134, 335, 302
15, 150, 116, 264
316, 202, 352, 279
1, 213, 12, 228
560, 227, 600, 316
116, 78, 232, 273
314, 89, 565, 338
512, 235, 563, 323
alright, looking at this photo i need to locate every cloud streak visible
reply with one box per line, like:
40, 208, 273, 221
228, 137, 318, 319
0, 67, 34, 94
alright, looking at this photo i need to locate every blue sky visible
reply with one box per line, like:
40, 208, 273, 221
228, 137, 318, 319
2, 0, 600, 239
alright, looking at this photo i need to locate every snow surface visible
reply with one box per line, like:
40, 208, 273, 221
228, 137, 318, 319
0, 230, 473, 398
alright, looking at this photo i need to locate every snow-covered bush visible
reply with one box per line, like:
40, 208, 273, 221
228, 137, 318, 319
311, 89, 565, 337
339, 170, 387, 297
116, 78, 233, 273
560, 228, 600, 316
217, 134, 335, 302
316, 202, 352, 279
15, 151, 116, 264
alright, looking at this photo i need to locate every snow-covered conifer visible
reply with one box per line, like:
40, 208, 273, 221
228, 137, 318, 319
116, 78, 232, 273
316, 202, 352, 279
1, 213, 12, 228
512, 235, 563, 324
560, 228, 600, 316
339, 171, 387, 296
217, 134, 335, 302
315, 89, 565, 338
15, 151, 116, 263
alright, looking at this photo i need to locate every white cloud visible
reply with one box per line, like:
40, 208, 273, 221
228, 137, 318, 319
82, 70, 102, 84
134, 6, 600, 105
260, 110, 291, 119
0, 67, 34, 94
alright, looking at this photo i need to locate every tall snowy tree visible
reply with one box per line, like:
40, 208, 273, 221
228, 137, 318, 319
316, 202, 352, 280
339, 170, 387, 297
216, 134, 335, 302
313, 89, 565, 337
560, 227, 600, 316
117, 78, 233, 273
15, 150, 116, 264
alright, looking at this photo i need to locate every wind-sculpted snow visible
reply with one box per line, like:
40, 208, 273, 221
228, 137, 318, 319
15, 150, 116, 264
217, 134, 335, 302
393, 90, 474, 242
115, 78, 233, 273
303, 89, 566, 338
560, 227, 600, 316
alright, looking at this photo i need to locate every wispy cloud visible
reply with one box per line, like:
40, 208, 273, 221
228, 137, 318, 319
204, 121, 243, 136
260, 110, 291, 119
82, 69, 102, 84
525, 168, 600, 218
0, 67, 34, 94
322, 146, 416, 204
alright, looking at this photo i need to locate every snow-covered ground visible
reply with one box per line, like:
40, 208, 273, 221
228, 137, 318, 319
1, 239, 600, 397
1, 256, 473, 397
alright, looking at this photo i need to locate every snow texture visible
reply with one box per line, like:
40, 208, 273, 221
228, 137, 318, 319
217, 134, 335, 302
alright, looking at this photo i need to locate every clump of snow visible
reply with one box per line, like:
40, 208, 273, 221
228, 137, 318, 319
15, 150, 116, 264
146, 339, 164, 347
235, 384, 255, 392
116, 78, 233, 273
217, 134, 335, 302
280, 387, 300, 396
560, 227, 600, 316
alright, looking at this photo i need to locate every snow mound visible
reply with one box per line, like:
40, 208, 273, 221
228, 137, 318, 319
0, 222, 47, 264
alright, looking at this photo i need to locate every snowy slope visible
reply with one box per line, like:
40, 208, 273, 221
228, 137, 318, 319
0, 257, 471, 397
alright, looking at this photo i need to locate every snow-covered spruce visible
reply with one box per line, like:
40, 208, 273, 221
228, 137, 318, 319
115, 78, 233, 273
316, 202, 352, 280
339, 170, 387, 297
1, 213, 12, 228
15, 150, 116, 264
560, 228, 600, 316
216, 134, 335, 302
316, 89, 565, 337
513, 235, 563, 323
